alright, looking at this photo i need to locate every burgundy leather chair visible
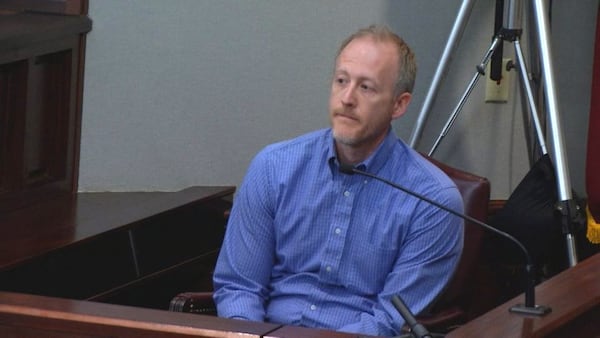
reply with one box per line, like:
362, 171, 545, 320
414, 155, 490, 332
169, 155, 491, 333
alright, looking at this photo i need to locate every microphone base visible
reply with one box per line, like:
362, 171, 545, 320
509, 304, 552, 316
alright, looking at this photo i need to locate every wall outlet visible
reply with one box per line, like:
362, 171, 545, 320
485, 58, 511, 103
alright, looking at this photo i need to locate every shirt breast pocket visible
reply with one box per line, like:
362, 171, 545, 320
340, 239, 398, 295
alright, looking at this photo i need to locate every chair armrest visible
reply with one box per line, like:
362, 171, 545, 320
169, 292, 217, 316
415, 307, 466, 333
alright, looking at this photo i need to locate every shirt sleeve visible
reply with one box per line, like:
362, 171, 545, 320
338, 185, 464, 336
212, 149, 277, 322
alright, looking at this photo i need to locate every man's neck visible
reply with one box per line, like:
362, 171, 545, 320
335, 141, 376, 165
333, 128, 390, 165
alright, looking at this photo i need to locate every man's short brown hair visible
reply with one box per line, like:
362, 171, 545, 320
336, 25, 417, 96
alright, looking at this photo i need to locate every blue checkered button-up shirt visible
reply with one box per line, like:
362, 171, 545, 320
213, 128, 463, 336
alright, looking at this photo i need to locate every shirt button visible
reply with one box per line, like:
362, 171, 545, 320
335, 228, 341, 235
344, 191, 350, 197
310, 304, 317, 311
326, 266, 332, 272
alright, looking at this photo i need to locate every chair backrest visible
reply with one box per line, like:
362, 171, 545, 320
422, 154, 491, 317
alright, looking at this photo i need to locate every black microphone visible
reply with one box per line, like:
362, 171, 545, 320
391, 295, 435, 338
339, 163, 551, 317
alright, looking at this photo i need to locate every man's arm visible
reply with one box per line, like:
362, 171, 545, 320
338, 187, 464, 336
213, 151, 276, 322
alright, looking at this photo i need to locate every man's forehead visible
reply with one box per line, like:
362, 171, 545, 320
338, 37, 397, 60
336, 38, 399, 72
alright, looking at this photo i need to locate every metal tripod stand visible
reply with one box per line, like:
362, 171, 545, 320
409, 0, 581, 267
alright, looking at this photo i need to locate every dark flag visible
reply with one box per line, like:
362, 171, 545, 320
586, 3, 600, 244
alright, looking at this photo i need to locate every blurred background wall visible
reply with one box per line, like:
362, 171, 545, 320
80, 0, 598, 199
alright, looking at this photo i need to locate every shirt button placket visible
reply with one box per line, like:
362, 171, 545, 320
330, 187, 352, 277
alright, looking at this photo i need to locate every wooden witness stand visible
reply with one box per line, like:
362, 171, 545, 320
0, 291, 282, 338
0, 291, 380, 338
446, 251, 600, 338
0, 253, 598, 337
0, 253, 597, 337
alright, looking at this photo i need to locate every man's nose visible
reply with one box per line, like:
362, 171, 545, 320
341, 85, 357, 107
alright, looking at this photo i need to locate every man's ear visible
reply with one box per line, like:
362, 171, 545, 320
392, 92, 412, 120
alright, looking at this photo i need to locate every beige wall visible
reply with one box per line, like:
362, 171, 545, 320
80, 0, 598, 199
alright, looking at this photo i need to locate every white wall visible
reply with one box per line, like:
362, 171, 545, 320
80, 0, 598, 199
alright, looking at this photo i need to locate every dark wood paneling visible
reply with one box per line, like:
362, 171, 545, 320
0, 187, 235, 310
0, 11, 91, 212
0, 230, 137, 299
0, 60, 27, 194
92, 251, 222, 310
26, 50, 73, 189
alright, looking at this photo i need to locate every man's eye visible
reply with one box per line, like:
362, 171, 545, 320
336, 78, 347, 84
360, 84, 373, 91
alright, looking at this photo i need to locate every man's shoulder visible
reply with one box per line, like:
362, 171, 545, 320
261, 128, 330, 155
396, 147, 459, 193
247, 128, 331, 174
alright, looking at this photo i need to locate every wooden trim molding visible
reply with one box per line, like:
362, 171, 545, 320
0, 0, 88, 15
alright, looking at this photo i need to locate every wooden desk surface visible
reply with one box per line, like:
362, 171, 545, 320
265, 325, 379, 338
0, 291, 379, 338
0, 186, 235, 271
0, 291, 278, 338
446, 252, 600, 337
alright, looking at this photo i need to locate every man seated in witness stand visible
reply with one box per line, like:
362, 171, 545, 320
213, 25, 464, 336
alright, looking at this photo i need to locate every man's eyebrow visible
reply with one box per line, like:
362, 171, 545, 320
334, 69, 376, 81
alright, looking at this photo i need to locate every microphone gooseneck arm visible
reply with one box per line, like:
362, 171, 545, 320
339, 163, 551, 316
392, 295, 433, 338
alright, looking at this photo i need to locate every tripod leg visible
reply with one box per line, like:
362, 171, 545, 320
409, 0, 477, 148
513, 39, 548, 154
428, 37, 503, 156
532, 0, 579, 266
